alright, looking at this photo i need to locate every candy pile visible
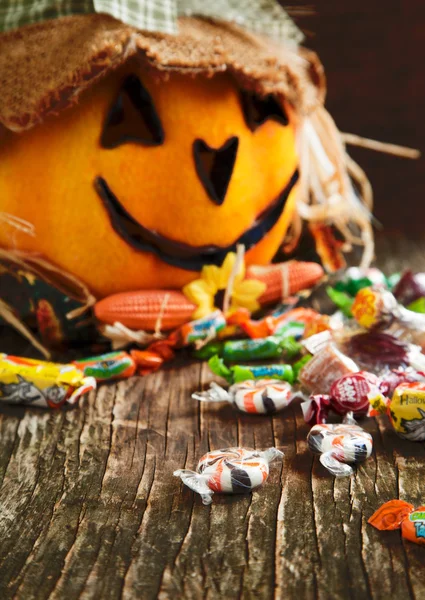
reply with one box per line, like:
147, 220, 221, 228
3, 259, 425, 532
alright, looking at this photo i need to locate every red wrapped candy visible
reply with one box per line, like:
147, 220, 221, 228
330, 371, 382, 416
302, 371, 385, 425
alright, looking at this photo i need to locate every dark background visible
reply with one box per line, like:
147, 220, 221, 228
290, 1, 424, 235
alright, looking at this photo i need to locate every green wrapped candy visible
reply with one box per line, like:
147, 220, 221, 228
193, 335, 301, 361
326, 286, 354, 317
208, 355, 294, 385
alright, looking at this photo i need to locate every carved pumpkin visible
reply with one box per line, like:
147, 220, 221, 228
0, 55, 299, 298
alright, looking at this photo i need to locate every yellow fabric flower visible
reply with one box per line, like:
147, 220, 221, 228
183, 252, 266, 319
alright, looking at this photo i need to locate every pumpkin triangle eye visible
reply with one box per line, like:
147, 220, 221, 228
101, 75, 164, 148
193, 137, 239, 206
241, 91, 289, 132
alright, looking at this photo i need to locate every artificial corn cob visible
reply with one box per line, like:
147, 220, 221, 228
246, 260, 324, 306
94, 290, 196, 332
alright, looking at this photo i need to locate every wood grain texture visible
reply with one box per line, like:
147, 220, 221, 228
1, 235, 425, 600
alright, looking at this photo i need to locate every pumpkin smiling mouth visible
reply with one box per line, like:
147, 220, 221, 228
94, 170, 299, 271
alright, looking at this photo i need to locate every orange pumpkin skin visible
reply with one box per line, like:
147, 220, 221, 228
0, 57, 298, 298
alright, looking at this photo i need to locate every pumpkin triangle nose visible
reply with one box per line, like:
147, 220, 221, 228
193, 137, 239, 206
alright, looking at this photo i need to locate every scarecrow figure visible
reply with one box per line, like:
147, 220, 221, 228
0, 1, 384, 352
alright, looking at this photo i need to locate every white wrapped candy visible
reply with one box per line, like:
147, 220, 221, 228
192, 379, 296, 414
307, 423, 373, 477
174, 447, 283, 505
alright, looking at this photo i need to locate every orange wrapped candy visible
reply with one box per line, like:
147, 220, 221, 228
368, 500, 425, 545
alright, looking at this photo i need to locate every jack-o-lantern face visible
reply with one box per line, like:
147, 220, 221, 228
0, 56, 299, 298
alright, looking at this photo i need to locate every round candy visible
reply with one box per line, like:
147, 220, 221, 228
307, 423, 373, 477
228, 379, 294, 414
388, 381, 425, 441
174, 447, 283, 504
352, 287, 397, 330
198, 448, 271, 493
192, 379, 295, 414
330, 371, 383, 416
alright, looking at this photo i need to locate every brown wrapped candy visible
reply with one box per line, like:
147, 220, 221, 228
299, 344, 359, 394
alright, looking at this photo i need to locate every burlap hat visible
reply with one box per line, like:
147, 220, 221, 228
0, 13, 326, 133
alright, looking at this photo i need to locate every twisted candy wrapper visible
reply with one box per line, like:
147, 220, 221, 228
193, 379, 296, 415
174, 447, 283, 505
369, 500, 425, 545
307, 422, 373, 477
0, 354, 96, 408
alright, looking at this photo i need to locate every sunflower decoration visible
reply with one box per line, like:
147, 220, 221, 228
183, 249, 266, 319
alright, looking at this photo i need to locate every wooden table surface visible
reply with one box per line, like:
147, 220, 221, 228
1, 235, 425, 600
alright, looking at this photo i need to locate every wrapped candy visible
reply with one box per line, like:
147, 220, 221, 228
329, 267, 390, 318
330, 371, 383, 415
352, 287, 425, 349
370, 381, 425, 441
227, 307, 319, 339
72, 350, 136, 382
345, 331, 410, 369
393, 270, 425, 306
208, 355, 294, 384
0, 354, 96, 408
192, 379, 297, 414
378, 368, 425, 397
302, 371, 385, 425
334, 267, 389, 297
169, 310, 226, 347
298, 343, 359, 394
174, 447, 283, 505
130, 310, 227, 374
368, 500, 425, 545
307, 422, 373, 477
192, 334, 301, 361
326, 287, 354, 317
304, 325, 425, 375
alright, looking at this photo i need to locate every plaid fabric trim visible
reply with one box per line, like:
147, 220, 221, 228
0, 0, 303, 44
178, 0, 304, 44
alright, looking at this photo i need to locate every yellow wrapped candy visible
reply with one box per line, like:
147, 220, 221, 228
0, 354, 96, 408
370, 381, 425, 441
